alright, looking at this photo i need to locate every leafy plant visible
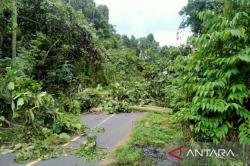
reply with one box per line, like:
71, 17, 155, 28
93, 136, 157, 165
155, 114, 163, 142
176, 0, 250, 143
76, 136, 105, 162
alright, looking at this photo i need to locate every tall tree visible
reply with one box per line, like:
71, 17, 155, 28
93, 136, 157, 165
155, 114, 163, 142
0, 32, 3, 58
179, 0, 223, 36
137, 34, 159, 61
0, 0, 12, 58
11, 0, 17, 58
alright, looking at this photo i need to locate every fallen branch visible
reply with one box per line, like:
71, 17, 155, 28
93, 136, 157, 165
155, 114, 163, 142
42, 37, 62, 63
129, 105, 172, 113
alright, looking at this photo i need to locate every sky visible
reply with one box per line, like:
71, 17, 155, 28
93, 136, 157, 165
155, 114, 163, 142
95, 0, 191, 46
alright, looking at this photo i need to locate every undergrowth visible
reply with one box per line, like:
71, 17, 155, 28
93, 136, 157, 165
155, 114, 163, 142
76, 136, 106, 162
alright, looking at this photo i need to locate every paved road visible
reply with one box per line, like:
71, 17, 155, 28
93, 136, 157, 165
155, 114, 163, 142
0, 113, 145, 166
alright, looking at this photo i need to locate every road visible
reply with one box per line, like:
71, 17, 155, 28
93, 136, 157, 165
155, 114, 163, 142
0, 113, 145, 166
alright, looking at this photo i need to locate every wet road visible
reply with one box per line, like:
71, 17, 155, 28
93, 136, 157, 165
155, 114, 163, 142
0, 113, 145, 166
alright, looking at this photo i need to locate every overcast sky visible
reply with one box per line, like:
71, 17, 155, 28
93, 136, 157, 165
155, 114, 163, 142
95, 0, 191, 46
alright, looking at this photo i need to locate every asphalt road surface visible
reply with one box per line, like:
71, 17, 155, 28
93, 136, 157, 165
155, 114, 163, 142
0, 113, 145, 166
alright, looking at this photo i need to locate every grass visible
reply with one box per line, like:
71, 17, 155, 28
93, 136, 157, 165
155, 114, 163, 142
110, 111, 248, 166
129, 112, 182, 146
76, 136, 106, 162
110, 112, 184, 165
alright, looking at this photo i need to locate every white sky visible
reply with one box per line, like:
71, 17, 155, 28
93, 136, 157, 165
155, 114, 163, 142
95, 0, 191, 46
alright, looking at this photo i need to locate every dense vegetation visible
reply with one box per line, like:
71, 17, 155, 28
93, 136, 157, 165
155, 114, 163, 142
177, 0, 250, 144
0, 0, 249, 164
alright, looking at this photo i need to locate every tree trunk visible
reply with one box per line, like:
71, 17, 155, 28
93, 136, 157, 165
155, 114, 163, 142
12, 0, 17, 58
0, 33, 3, 59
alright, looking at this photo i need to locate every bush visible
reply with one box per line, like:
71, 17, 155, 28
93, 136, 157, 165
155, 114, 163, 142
76, 85, 106, 111
173, 1, 250, 143
0, 68, 84, 141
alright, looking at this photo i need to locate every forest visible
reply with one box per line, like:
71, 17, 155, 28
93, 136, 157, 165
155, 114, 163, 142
0, 0, 249, 165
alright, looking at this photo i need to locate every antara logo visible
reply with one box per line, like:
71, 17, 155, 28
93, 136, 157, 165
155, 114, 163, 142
167, 146, 236, 161
186, 149, 235, 158
167, 146, 185, 161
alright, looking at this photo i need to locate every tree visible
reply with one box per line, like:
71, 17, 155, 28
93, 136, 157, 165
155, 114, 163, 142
0, 0, 15, 58
137, 34, 159, 61
11, 0, 17, 58
0, 32, 3, 58
179, 0, 223, 35
177, 0, 250, 143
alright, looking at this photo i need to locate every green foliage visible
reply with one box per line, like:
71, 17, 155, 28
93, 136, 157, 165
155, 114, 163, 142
175, 0, 250, 144
8, 0, 105, 92
0, 67, 83, 134
114, 144, 142, 166
57, 93, 81, 114
14, 133, 70, 163
52, 113, 84, 134
76, 86, 106, 111
76, 136, 105, 162
0, 68, 53, 124
68, 0, 113, 38
179, 0, 223, 35
143, 45, 191, 108
101, 82, 150, 113
0, 67, 85, 162
1, 0, 249, 164
113, 112, 184, 165
130, 113, 183, 146
73, 82, 150, 114
239, 120, 250, 143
